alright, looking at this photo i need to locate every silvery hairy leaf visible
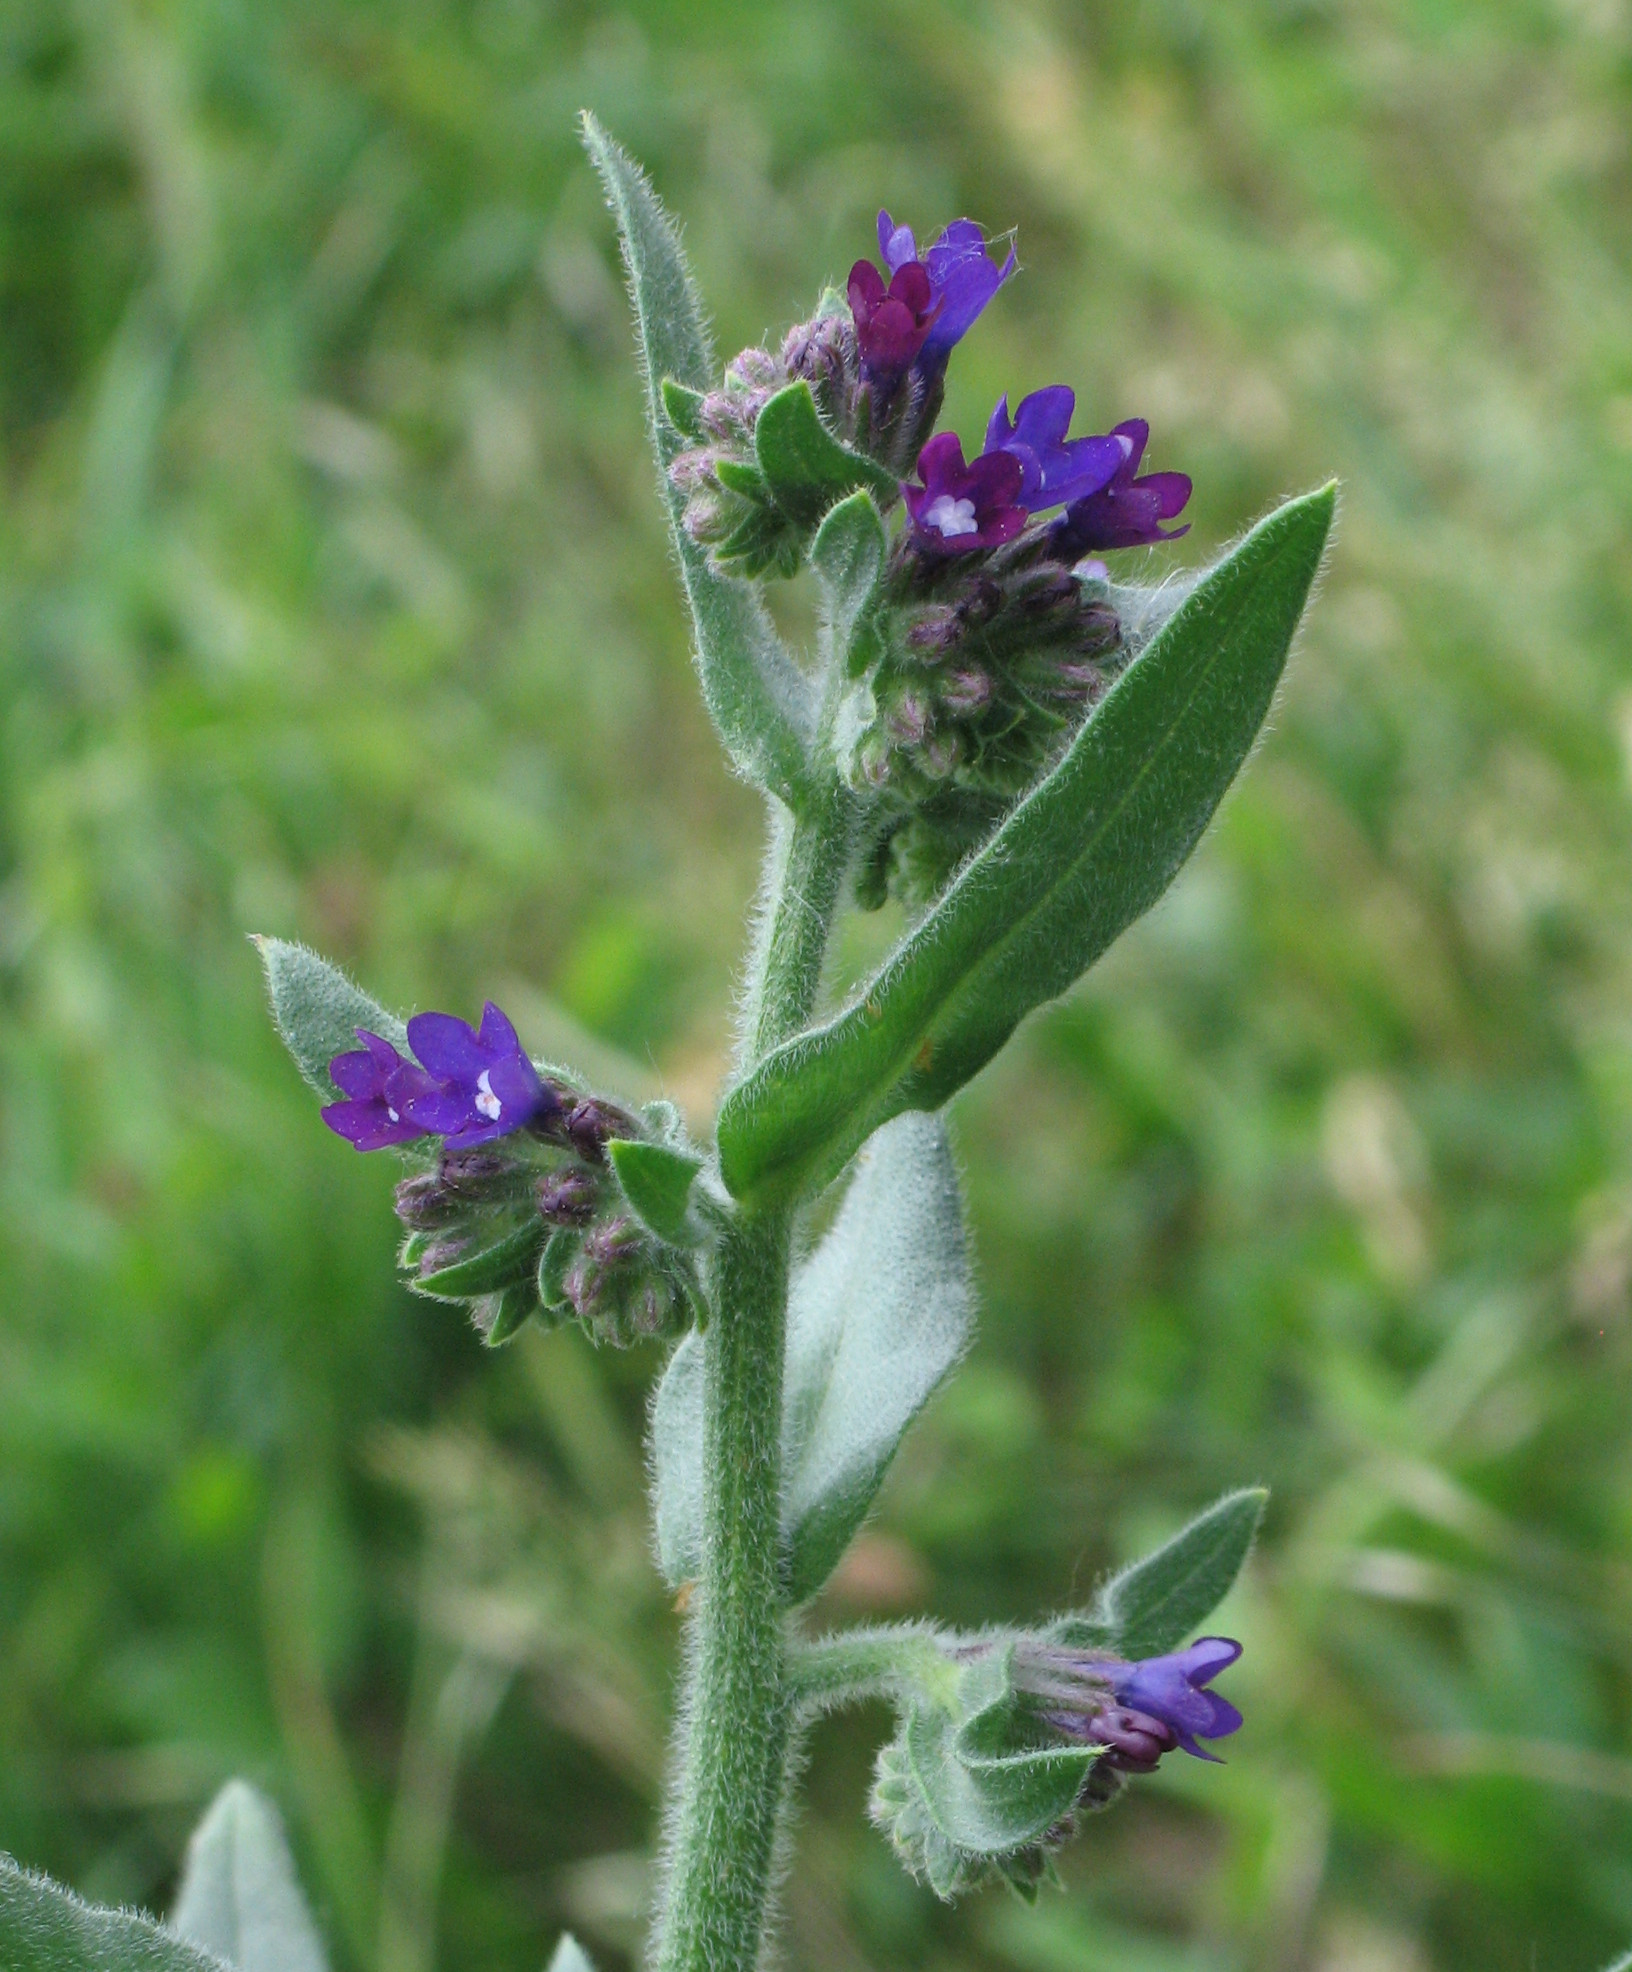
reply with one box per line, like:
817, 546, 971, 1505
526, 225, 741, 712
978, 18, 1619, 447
649, 1114, 972, 1600
170, 1781, 328, 1972
254, 936, 404, 1099
0, 1858, 230, 1972
780, 1112, 972, 1602
716, 485, 1336, 1206
582, 114, 813, 802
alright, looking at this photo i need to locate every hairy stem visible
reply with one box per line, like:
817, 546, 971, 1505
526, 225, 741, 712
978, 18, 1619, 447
658, 796, 851, 1972
787, 1626, 958, 1717
738, 784, 855, 1069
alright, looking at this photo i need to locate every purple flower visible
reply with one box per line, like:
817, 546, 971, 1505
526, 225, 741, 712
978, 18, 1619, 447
400, 1002, 557, 1150
902, 431, 1028, 556
322, 1032, 440, 1152
1020, 1635, 1243, 1772
984, 386, 1129, 513
878, 210, 1016, 375
847, 258, 939, 381
1052, 418, 1192, 557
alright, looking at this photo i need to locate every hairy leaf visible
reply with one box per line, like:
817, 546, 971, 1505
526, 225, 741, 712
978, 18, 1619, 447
873, 1646, 1093, 1901
413, 1222, 541, 1300
650, 1326, 706, 1586
649, 1115, 971, 1597
811, 490, 888, 681
0, 1859, 230, 1972
717, 485, 1336, 1204
607, 1138, 707, 1247
1092, 1487, 1266, 1659
254, 937, 404, 1099
582, 114, 812, 800
170, 1781, 328, 1972
753, 382, 899, 526
782, 1113, 973, 1602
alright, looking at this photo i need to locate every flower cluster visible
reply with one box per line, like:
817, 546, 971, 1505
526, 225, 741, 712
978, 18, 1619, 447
871, 1629, 1245, 1901
323, 1004, 698, 1348
668, 206, 1191, 905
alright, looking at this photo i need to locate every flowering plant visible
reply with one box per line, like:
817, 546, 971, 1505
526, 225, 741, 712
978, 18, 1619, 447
0, 118, 1334, 1972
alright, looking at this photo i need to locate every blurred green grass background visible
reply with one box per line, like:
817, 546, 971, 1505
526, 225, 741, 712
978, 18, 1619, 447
2, 2, 1631, 1969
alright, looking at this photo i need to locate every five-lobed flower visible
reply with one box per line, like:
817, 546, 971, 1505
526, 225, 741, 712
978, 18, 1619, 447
322, 1001, 557, 1153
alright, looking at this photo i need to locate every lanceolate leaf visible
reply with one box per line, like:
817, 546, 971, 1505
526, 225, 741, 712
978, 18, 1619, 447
170, 1781, 329, 1972
782, 1113, 973, 1603
905, 1648, 1092, 1854
254, 937, 404, 1098
1091, 1487, 1266, 1660
582, 114, 812, 801
0, 1858, 230, 1972
717, 485, 1336, 1204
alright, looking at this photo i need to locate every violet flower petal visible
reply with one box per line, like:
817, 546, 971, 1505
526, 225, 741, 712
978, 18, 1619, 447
405, 1011, 490, 1082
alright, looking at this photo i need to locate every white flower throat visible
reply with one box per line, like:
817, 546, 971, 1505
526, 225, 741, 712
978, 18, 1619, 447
924, 494, 978, 538
474, 1069, 503, 1120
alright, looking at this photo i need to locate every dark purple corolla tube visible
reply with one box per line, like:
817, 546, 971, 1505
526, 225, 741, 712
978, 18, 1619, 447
847, 257, 940, 381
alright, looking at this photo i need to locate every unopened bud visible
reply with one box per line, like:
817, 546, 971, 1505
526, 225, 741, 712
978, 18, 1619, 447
536, 1169, 598, 1224
940, 669, 991, 715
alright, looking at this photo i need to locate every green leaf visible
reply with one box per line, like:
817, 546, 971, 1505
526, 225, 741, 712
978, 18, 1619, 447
873, 1647, 1094, 1900
170, 1781, 328, 1972
582, 114, 812, 801
650, 1327, 705, 1587
413, 1221, 542, 1300
0, 1858, 230, 1972
473, 1283, 538, 1347
909, 1648, 1092, 1852
253, 937, 404, 1099
547, 1936, 598, 1972
811, 490, 888, 681
537, 1226, 579, 1311
648, 1115, 971, 1600
717, 485, 1336, 1204
782, 1113, 973, 1602
607, 1138, 707, 1247
1088, 1487, 1266, 1660
659, 376, 704, 439
753, 382, 899, 526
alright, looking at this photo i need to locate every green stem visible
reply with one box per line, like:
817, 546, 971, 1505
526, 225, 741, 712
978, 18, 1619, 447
787, 1626, 958, 1716
739, 784, 856, 1069
656, 797, 853, 1972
